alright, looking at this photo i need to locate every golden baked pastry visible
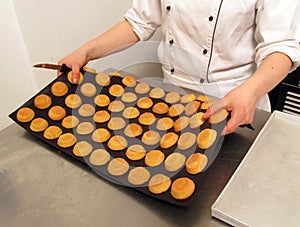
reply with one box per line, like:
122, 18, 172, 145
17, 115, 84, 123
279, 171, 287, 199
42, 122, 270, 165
91, 128, 111, 143
184, 100, 201, 116
174, 116, 190, 132
145, 150, 165, 167
197, 95, 211, 103
34, 94, 52, 109
128, 167, 150, 186
164, 152, 186, 172
65, 94, 82, 108
109, 84, 124, 97
48, 106, 66, 121
43, 125, 63, 140
121, 92, 137, 103
160, 132, 179, 149
51, 81, 68, 97
142, 130, 161, 146
61, 116, 79, 129
148, 174, 171, 195
73, 141, 93, 157
165, 92, 181, 104
177, 132, 196, 150
107, 157, 129, 176
108, 100, 125, 113
149, 87, 165, 99
124, 123, 143, 138
152, 102, 169, 115
93, 110, 110, 123
138, 112, 156, 126
168, 104, 185, 118
122, 107, 140, 119
107, 135, 128, 151
180, 93, 196, 103
83, 66, 96, 73
108, 117, 126, 131
89, 149, 111, 166
122, 75, 136, 87
80, 82, 97, 97
189, 112, 206, 129
125, 144, 146, 161
16, 107, 35, 123
171, 177, 195, 200
135, 82, 150, 94
197, 128, 217, 149
156, 117, 174, 131
95, 72, 110, 86
78, 103, 95, 117
137, 97, 153, 109
57, 133, 77, 148
94, 94, 110, 107
186, 153, 208, 174
209, 109, 229, 124
109, 71, 122, 77
76, 122, 95, 135
29, 117, 49, 132
67, 71, 83, 84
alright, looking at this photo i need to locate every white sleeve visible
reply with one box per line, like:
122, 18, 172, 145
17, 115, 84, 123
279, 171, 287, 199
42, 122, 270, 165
255, 0, 300, 71
124, 0, 162, 41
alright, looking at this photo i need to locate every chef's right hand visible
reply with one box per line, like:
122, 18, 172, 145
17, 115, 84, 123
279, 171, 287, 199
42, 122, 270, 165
58, 47, 89, 84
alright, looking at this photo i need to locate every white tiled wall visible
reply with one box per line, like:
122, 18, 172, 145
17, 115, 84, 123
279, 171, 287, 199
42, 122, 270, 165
0, 0, 162, 131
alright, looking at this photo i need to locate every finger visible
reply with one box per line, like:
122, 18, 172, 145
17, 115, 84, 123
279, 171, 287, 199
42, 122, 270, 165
72, 66, 80, 84
203, 99, 226, 119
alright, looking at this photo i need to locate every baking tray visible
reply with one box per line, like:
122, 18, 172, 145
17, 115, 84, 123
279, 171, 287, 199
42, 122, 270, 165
9, 68, 226, 207
212, 110, 300, 226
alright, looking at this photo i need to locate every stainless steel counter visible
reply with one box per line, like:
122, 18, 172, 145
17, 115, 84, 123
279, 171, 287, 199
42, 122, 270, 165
0, 109, 270, 227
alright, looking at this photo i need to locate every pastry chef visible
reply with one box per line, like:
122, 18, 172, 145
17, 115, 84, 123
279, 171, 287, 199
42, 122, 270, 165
59, 0, 300, 134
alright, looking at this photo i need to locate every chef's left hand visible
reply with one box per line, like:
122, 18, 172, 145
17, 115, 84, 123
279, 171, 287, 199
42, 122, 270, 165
203, 85, 258, 135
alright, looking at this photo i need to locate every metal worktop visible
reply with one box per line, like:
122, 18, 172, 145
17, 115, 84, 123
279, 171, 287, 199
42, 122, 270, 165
0, 109, 270, 227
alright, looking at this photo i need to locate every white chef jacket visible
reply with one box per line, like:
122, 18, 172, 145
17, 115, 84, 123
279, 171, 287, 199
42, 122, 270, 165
124, 0, 300, 111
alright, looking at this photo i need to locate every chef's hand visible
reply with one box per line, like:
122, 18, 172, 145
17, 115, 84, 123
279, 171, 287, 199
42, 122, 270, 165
203, 85, 257, 135
58, 47, 89, 83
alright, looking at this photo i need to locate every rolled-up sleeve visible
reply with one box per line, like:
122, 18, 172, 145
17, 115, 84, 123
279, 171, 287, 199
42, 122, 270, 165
255, 0, 300, 71
124, 0, 162, 41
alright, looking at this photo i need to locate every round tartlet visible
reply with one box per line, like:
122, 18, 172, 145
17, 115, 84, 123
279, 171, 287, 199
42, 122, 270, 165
125, 144, 147, 161
164, 152, 186, 172
93, 110, 110, 123
148, 174, 172, 194
197, 128, 217, 149
95, 72, 110, 86
168, 104, 185, 118
152, 102, 169, 115
48, 106, 66, 121
107, 158, 129, 176
29, 117, 49, 132
108, 117, 126, 131
209, 109, 229, 124
180, 93, 196, 103
65, 94, 82, 108
142, 130, 161, 146
184, 101, 201, 116
43, 125, 63, 140
171, 177, 195, 200
160, 132, 179, 149
109, 84, 124, 97
89, 149, 111, 166
122, 75, 136, 87
34, 94, 52, 109
138, 112, 156, 126
76, 122, 95, 135
186, 153, 208, 174
67, 71, 83, 84
149, 87, 165, 99
107, 135, 128, 151
128, 167, 150, 186
189, 112, 206, 129
94, 94, 110, 107
177, 132, 196, 150
135, 82, 150, 94
51, 81, 68, 97
174, 116, 190, 132
122, 107, 140, 119
137, 97, 153, 109
91, 128, 111, 143
124, 123, 143, 138
78, 103, 96, 117
165, 92, 181, 104
121, 92, 138, 103
73, 141, 93, 157
145, 150, 165, 167
156, 117, 174, 131
80, 82, 97, 97
108, 100, 125, 113
16, 107, 35, 123
57, 133, 77, 148
62, 115, 79, 129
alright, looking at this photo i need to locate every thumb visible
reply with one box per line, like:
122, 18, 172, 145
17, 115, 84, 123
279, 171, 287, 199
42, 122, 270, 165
203, 99, 226, 119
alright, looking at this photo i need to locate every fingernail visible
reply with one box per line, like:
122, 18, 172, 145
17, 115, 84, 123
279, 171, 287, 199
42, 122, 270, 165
73, 78, 78, 83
